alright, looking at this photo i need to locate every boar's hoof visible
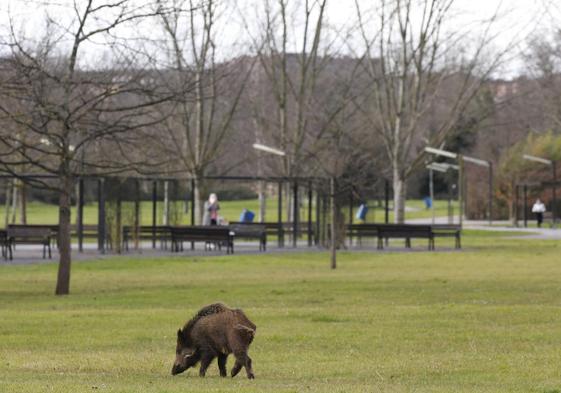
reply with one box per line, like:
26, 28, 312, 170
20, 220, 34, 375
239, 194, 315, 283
247, 373, 255, 379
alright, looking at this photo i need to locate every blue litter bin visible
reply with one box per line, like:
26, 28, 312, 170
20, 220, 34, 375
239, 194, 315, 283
239, 209, 255, 223
356, 204, 368, 221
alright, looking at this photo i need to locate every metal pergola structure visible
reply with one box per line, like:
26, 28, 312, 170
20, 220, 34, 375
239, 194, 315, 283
1, 172, 398, 253
0, 173, 334, 253
514, 180, 560, 228
425, 147, 493, 226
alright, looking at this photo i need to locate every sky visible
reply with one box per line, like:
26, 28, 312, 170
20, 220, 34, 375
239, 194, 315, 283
0, 0, 555, 78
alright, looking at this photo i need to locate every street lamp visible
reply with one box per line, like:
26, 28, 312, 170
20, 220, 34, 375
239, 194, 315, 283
425, 147, 493, 226
252, 143, 286, 157
252, 142, 289, 246
522, 154, 557, 226
426, 162, 459, 224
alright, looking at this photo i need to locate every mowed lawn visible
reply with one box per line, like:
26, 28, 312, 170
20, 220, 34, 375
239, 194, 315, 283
0, 198, 459, 226
1, 233, 560, 392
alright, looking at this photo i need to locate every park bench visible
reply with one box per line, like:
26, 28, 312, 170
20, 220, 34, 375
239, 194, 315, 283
230, 221, 314, 246
346, 223, 379, 246
170, 226, 234, 254
376, 224, 433, 250
6, 225, 53, 259
72, 224, 99, 239
122, 225, 172, 251
229, 223, 267, 251
430, 224, 461, 249
346, 223, 461, 250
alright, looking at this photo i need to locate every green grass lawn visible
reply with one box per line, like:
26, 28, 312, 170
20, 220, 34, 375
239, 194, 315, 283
1, 232, 561, 392
1, 198, 458, 227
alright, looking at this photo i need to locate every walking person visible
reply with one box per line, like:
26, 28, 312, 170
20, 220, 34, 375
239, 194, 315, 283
203, 193, 220, 251
203, 193, 220, 225
532, 198, 546, 228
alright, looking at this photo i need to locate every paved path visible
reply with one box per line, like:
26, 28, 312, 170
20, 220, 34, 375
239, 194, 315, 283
2, 219, 558, 266
407, 217, 561, 240
0, 238, 462, 266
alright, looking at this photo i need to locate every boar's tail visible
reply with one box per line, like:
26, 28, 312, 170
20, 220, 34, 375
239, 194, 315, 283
184, 303, 228, 333
235, 324, 256, 345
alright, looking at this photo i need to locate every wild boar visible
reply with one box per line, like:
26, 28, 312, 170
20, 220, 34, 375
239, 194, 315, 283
171, 303, 256, 379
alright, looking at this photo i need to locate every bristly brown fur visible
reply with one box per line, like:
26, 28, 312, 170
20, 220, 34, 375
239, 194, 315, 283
181, 303, 228, 340
172, 303, 256, 379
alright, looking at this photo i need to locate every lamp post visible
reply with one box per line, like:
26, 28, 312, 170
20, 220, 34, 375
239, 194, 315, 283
425, 147, 493, 226
253, 143, 287, 246
426, 162, 459, 224
522, 154, 557, 227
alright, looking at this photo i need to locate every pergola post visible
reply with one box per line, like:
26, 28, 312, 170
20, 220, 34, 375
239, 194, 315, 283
330, 177, 336, 269
278, 181, 283, 248
514, 185, 520, 227
315, 188, 321, 246
292, 182, 298, 248
322, 193, 328, 246
458, 155, 464, 228
134, 179, 140, 251
97, 178, 106, 254
190, 178, 195, 250
448, 181, 453, 224
152, 180, 157, 249
488, 162, 493, 225
77, 178, 84, 252
553, 162, 557, 226
116, 184, 122, 254
523, 184, 528, 228
348, 190, 354, 246
307, 182, 313, 247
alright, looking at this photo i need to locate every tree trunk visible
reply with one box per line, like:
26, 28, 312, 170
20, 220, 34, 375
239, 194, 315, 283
4, 179, 12, 228
330, 177, 336, 269
115, 193, 122, 254
509, 180, 518, 226
163, 180, 169, 225
55, 175, 73, 295
19, 181, 27, 224
393, 171, 406, 224
258, 181, 266, 223
193, 177, 203, 225
11, 181, 18, 224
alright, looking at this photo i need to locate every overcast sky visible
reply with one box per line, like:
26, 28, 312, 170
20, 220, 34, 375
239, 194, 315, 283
0, 0, 555, 78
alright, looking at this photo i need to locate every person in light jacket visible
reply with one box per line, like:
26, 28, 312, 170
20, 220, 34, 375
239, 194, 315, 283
532, 198, 546, 228
202, 193, 220, 226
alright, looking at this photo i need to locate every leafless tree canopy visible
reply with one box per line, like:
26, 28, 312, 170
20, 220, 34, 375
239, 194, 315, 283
0, 0, 557, 286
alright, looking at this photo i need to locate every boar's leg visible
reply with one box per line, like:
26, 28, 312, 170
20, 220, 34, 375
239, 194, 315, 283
231, 352, 254, 379
231, 359, 242, 378
217, 353, 228, 377
198, 351, 216, 377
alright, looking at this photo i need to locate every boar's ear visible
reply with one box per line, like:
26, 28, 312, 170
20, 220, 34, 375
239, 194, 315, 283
177, 329, 185, 342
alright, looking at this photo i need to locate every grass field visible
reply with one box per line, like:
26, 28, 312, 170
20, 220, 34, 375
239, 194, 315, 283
1, 231, 561, 392
0, 198, 459, 226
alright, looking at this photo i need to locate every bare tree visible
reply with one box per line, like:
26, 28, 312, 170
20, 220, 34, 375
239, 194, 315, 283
354, 0, 506, 222
0, 0, 171, 295
243, 0, 345, 221
154, 0, 253, 224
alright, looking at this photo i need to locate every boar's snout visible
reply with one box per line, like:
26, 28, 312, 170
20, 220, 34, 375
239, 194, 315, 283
171, 363, 186, 376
